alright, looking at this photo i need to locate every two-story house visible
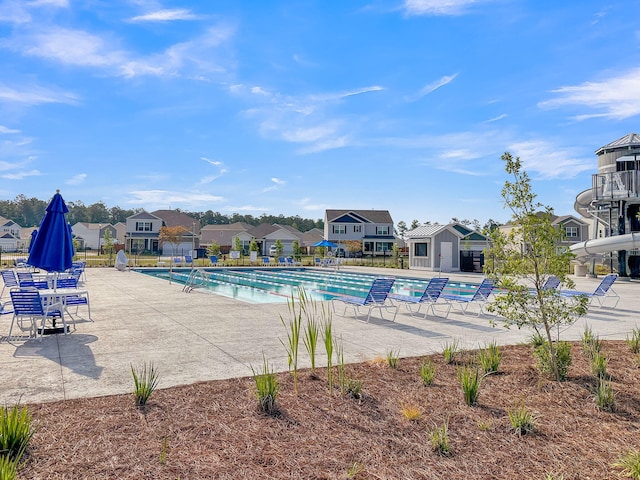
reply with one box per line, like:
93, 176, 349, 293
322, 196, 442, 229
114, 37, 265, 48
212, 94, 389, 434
0, 217, 22, 252
72, 222, 118, 250
324, 210, 395, 255
124, 211, 163, 254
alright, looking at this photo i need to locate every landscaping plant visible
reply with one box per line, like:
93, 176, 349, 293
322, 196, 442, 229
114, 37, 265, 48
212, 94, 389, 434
627, 327, 640, 354
534, 341, 572, 381
457, 365, 481, 406
386, 349, 400, 369
591, 351, 608, 380
0, 454, 19, 480
251, 355, 279, 415
281, 289, 303, 394
508, 401, 535, 436
594, 378, 616, 412
613, 449, 640, 479
322, 317, 334, 394
442, 339, 460, 364
582, 325, 602, 359
419, 360, 436, 386
429, 421, 451, 456
131, 362, 160, 407
484, 152, 588, 382
0, 403, 34, 460
478, 340, 502, 374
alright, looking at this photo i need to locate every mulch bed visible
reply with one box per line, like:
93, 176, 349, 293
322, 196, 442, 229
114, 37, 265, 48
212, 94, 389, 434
19, 341, 640, 479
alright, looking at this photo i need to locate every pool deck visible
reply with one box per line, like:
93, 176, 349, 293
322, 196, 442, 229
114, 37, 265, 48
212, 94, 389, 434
1, 266, 638, 405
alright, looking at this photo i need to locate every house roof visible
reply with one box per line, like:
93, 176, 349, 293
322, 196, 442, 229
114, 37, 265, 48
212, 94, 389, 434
201, 222, 253, 231
552, 215, 588, 226
127, 211, 162, 221
596, 133, 640, 155
325, 209, 393, 224
152, 210, 200, 234
452, 224, 489, 241
248, 223, 279, 238
275, 224, 303, 238
302, 228, 324, 246
405, 223, 464, 239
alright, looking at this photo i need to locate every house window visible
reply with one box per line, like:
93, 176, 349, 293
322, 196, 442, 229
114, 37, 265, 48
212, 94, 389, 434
333, 225, 346, 235
565, 226, 578, 238
354, 225, 362, 233
136, 221, 152, 232
376, 226, 390, 235
414, 243, 428, 257
377, 242, 393, 252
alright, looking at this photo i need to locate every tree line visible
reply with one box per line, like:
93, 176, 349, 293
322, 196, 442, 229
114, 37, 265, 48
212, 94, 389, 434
0, 195, 325, 232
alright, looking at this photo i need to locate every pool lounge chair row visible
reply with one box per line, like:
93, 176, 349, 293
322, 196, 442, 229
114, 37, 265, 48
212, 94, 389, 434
331, 277, 495, 323
331, 273, 620, 323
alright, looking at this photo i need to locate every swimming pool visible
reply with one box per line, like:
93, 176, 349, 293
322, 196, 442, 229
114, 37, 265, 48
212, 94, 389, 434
134, 267, 480, 304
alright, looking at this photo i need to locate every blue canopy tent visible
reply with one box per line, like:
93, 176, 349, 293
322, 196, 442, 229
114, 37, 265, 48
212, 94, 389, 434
312, 239, 338, 248
27, 190, 74, 278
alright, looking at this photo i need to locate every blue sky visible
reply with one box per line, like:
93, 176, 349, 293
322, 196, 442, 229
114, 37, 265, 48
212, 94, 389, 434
0, 0, 639, 226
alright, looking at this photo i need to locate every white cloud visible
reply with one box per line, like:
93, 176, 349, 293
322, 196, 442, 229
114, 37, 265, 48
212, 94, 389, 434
0, 169, 41, 180
224, 204, 270, 212
0, 125, 20, 134
0, 1, 31, 23
201, 157, 221, 166
403, 0, 488, 16
271, 178, 286, 185
262, 177, 286, 193
484, 114, 507, 123
66, 173, 87, 185
28, 0, 69, 7
0, 83, 77, 105
507, 140, 593, 179
539, 67, 640, 120
128, 8, 200, 23
127, 190, 224, 207
414, 73, 458, 99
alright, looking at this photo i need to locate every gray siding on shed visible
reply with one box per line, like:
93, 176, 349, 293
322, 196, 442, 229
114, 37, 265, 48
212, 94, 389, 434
433, 230, 460, 270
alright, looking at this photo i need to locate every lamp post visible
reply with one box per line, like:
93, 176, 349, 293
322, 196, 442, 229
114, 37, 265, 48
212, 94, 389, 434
98, 223, 102, 261
192, 222, 196, 263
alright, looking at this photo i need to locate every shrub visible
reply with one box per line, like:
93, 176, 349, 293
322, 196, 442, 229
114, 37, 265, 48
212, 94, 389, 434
400, 403, 421, 421
591, 351, 608, 379
281, 291, 303, 394
429, 421, 451, 456
419, 360, 436, 386
627, 327, 640, 354
582, 325, 601, 359
530, 332, 546, 348
0, 455, 18, 480
457, 366, 481, 406
478, 341, 502, 374
0, 403, 34, 460
131, 362, 160, 407
386, 349, 400, 369
508, 401, 535, 436
345, 379, 363, 400
594, 378, 616, 412
534, 341, 572, 381
443, 339, 460, 364
612, 449, 640, 479
251, 356, 279, 415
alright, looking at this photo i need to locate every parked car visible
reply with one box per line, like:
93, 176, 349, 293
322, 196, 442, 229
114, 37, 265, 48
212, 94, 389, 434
335, 248, 346, 258
269, 245, 278, 255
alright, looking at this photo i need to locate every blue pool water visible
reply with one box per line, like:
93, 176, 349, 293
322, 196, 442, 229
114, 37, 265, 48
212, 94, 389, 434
134, 267, 480, 304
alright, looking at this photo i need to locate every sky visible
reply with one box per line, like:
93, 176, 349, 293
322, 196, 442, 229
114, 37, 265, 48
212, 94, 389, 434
0, 0, 639, 227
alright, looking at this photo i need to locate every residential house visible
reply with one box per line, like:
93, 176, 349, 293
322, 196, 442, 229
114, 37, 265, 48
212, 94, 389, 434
124, 211, 163, 254
243, 223, 302, 256
499, 213, 589, 253
405, 222, 490, 272
0, 217, 22, 252
151, 210, 200, 256
114, 222, 126, 245
200, 222, 254, 255
72, 222, 117, 250
324, 209, 395, 255
302, 228, 324, 254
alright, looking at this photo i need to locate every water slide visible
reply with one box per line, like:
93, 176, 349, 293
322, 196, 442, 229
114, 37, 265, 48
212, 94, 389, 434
570, 188, 640, 257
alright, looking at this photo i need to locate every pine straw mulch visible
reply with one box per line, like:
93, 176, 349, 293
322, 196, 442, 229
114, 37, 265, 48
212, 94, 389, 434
18, 341, 640, 479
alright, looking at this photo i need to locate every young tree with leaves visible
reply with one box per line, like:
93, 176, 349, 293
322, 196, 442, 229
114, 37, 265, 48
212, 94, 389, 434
159, 225, 188, 260
485, 152, 588, 381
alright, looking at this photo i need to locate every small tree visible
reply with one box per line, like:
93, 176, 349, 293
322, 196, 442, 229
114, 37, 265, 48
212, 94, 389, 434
102, 229, 115, 266
274, 239, 284, 256
249, 239, 259, 252
207, 241, 221, 258
159, 226, 188, 261
485, 152, 588, 381
292, 240, 301, 259
233, 236, 243, 255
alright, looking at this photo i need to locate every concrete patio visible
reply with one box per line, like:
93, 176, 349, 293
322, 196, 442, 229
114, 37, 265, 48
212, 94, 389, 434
1, 266, 638, 406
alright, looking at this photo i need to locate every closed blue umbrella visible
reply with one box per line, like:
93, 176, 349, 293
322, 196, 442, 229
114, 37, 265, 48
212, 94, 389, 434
28, 229, 38, 253
27, 190, 74, 274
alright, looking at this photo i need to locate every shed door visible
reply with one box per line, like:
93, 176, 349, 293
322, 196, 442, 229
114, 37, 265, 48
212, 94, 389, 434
440, 242, 453, 272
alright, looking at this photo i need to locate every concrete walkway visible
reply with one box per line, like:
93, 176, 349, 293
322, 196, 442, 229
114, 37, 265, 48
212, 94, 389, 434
1, 267, 638, 405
